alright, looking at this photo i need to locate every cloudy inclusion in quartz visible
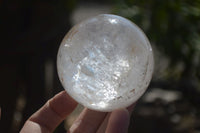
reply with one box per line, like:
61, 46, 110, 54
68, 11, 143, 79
57, 14, 154, 112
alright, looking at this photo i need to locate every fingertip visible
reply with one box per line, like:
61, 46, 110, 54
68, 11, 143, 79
113, 108, 130, 122
69, 108, 107, 133
115, 108, 129, 116
49, 91, 78, 117
106, 108, 130, 133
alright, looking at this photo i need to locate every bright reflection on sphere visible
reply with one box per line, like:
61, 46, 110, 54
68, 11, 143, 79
57, 14, 154, 112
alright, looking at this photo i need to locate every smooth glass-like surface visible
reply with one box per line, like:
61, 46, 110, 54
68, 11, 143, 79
57, 14, 154, 112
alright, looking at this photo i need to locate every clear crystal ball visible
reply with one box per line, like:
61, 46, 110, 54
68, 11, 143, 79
57, 14, 154, 112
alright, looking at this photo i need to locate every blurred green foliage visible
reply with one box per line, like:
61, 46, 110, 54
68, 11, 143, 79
113, 0, 200, 85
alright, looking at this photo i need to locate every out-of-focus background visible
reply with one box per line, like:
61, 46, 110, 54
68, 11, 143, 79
0, 0, 200, 133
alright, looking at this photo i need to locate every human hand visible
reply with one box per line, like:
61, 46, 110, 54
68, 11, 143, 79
20, 91, 135, 133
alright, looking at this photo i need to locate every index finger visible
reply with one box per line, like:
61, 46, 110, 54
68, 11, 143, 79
20, 91, 77, 133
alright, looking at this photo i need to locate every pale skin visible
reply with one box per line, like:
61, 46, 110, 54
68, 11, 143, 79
20, 91, 135, 133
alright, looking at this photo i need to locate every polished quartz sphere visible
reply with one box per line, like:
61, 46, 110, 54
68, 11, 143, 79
57, 14, 154, 112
